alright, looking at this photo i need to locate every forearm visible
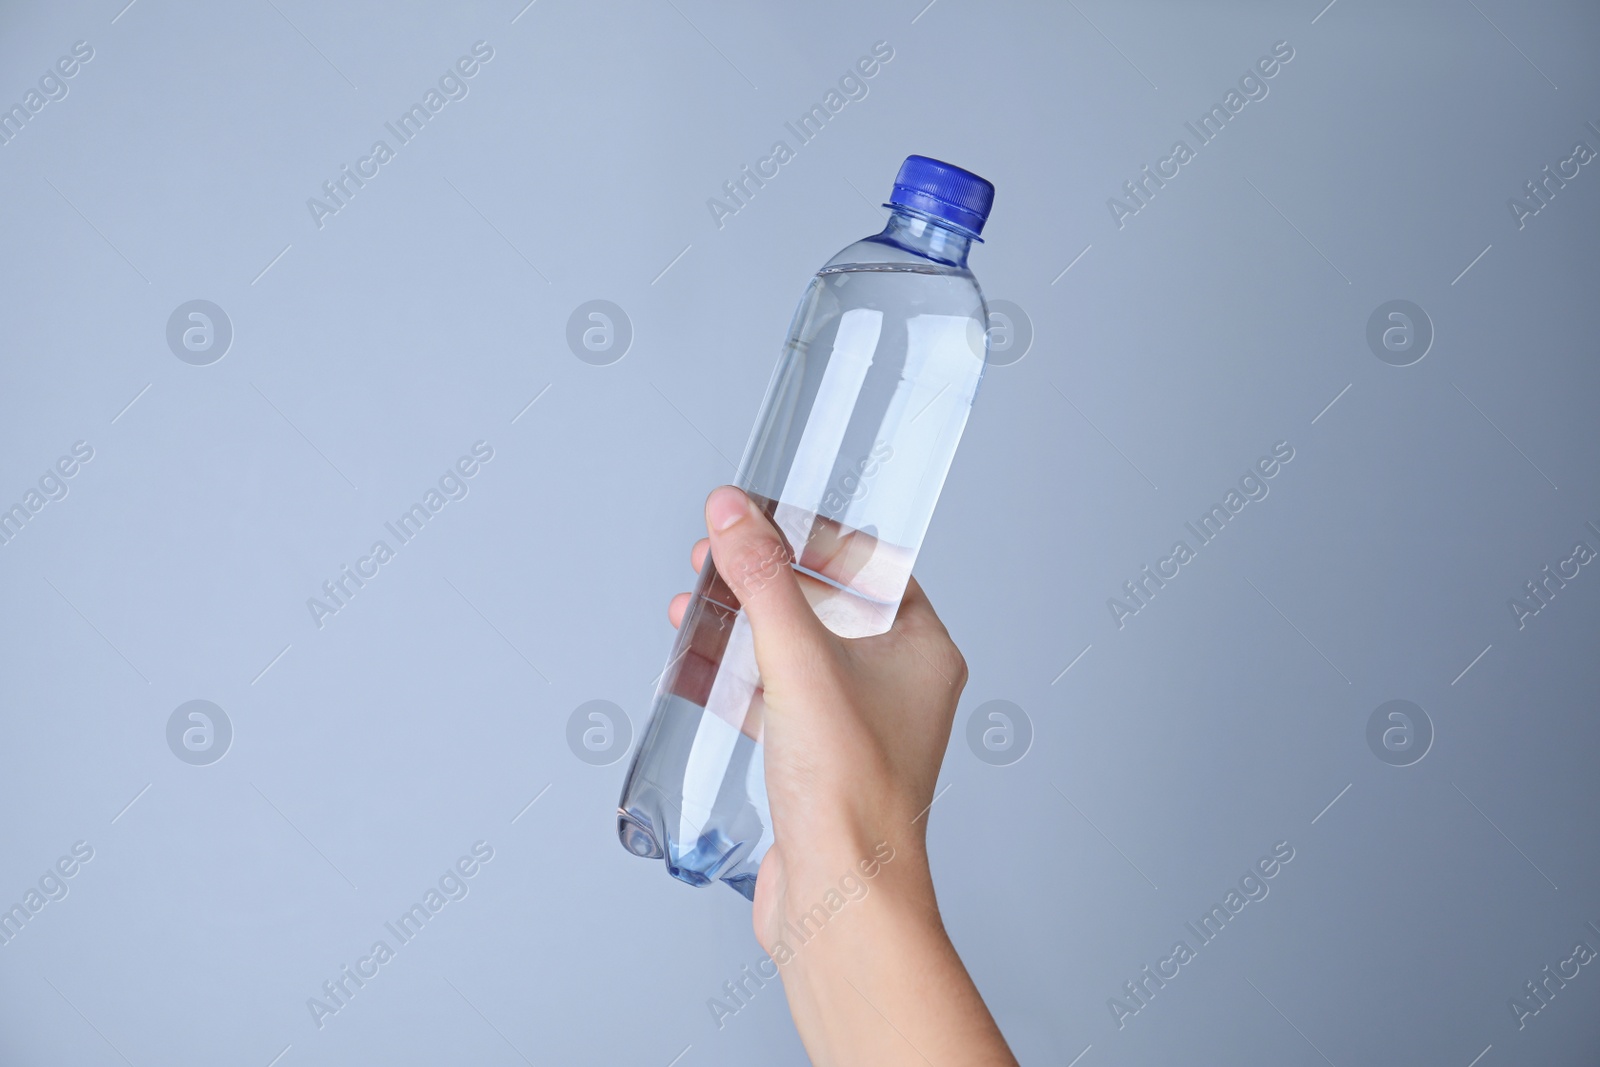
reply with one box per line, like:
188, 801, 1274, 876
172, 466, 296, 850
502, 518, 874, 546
775, 849, 1017, 1067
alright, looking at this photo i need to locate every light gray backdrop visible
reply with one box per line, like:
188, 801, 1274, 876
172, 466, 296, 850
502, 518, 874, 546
2, 0, 1598, 1064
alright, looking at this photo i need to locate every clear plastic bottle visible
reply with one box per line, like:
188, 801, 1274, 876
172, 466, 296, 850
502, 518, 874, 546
617, 156, 996, 899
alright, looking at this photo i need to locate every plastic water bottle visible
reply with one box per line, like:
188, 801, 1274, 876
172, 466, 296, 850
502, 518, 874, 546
617, 156, 996, 899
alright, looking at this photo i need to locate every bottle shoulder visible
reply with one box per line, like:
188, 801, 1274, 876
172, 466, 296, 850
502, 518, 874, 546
806, 237, 988, 327
821, 236, 978, 279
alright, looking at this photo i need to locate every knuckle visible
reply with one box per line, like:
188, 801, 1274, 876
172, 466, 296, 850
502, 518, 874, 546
939, 641, 969, 687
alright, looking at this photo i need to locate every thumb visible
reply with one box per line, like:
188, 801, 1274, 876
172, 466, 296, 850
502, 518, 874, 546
705, 486, 832, 683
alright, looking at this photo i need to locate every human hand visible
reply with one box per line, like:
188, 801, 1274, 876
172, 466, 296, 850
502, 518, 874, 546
669, 485, 1016, 1066
671, 486, 964, 942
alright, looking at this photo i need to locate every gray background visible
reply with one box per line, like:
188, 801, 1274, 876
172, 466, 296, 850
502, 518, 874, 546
1, 0, 1597, 1064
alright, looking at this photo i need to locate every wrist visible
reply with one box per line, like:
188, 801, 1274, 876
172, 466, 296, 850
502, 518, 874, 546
760, 838, 940, 960
766, 859, 992, 1067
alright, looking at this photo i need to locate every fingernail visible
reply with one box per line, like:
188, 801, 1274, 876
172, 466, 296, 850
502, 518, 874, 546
708, 486, 748, 531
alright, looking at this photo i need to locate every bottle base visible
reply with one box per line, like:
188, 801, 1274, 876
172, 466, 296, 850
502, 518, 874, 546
617, 690, 771, 900
617, 806, 762, 900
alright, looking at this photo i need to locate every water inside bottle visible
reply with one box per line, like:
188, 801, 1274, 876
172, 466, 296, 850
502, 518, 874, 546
618, 257, 985, 899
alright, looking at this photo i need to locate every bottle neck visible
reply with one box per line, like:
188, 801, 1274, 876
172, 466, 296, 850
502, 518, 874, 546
878, 207, 975, 268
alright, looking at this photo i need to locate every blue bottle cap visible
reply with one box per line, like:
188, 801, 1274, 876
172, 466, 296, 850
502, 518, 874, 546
887, 155, 995, 238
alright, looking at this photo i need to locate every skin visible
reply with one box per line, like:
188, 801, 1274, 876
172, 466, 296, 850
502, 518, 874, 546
666, 485, 1017, 1066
